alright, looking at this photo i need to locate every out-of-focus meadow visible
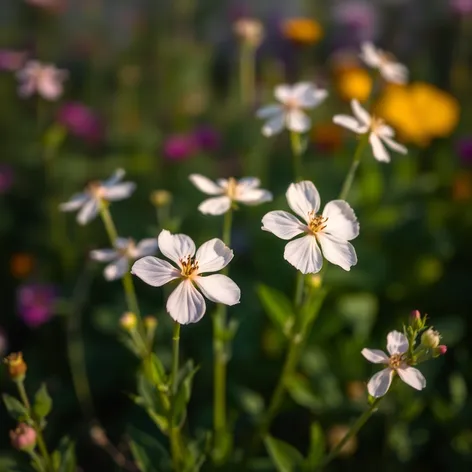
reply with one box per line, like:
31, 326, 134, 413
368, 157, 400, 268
1, 0, 472, 470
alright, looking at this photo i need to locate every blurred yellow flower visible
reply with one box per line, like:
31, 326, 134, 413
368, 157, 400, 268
376, 82, 460, 146
336, 68, 373, 102
282, 18, 323, 44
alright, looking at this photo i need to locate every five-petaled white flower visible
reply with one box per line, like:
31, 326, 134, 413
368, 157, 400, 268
256, 82, 328, 137
359, 41, 408, 85
362, 330, 426, 398
189, 174, 273, 215
59, 169, 136, 225
333, 99, 407, 163
16, 60, 68, 100
261, 181, 359, 274
90, 237, 158, 281
131, 230, 241, 324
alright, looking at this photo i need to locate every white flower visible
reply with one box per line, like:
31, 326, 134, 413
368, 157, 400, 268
90, 237, 158, 281
256, 82, 328, 137
16, 60, 68, 100
362, 330, 426, 398
359, 41, 408, 85
189, 174, 273, 215
59, 169, 136, 225
131, 230, 241, 324
261, 181, 359, 274
333, 99, 407, 163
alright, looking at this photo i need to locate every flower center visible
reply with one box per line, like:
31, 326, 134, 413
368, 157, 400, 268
284, 97, 300, 111
389, 353, 403, 369
370, 116, 384, 133
87, 181, 106, 199
180, 255, 199, 278
118, 239, 135, 258
307, 210, 328, 234
226, 177, 238, 200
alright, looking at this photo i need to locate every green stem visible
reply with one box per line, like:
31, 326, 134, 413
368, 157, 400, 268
290, 130, 303, 182
318, 397, 382, 469
240, 44, 255, 107
294, 272, 305, 310
169, 322, 182, 472
338, 130, 369, 201
29, 450, 47, 472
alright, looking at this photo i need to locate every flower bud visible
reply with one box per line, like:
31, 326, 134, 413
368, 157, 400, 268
120, 312, 137, 331
409, 310, 424, 330
421, 328, 441, 348
150, 190, 172, 208
433, 345, 447, 357
306, 274, 322, 289
233, 18, 264, 47
3, 352, 27, 382
144, 316, 157, 332
10, 423, 36, 452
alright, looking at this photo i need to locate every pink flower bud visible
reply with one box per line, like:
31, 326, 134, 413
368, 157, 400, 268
438, 345, 447, 355
10, 423, 36, 451
411, 310, 421, 320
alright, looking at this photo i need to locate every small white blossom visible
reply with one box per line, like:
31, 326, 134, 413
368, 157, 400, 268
59, 169, 136, 225
131, 230, 241, 324
359, 41, 408, 84
362, 330, 426, 398
189, 174, 273, 215
16, 60, 67, 100
90, 237, 158, 281
333, 99, 407, 163
256, 82, 328, 137
261, 181, 359, 274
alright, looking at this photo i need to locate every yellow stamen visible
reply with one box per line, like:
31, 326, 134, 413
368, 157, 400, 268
307, 210, 328, 234
180, 255, 198, 278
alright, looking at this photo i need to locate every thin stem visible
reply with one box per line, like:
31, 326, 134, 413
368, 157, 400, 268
169, 322, 182, 472
294, 272, 305, 310
240, 44, 255, 107
318, 397, 382, 469
338, 129, 369, 201
290, 130, 303, 181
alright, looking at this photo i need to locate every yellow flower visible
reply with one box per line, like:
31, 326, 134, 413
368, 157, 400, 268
336, 68, 372, 102
376, 82, 460, 146
282, 18, 323, 44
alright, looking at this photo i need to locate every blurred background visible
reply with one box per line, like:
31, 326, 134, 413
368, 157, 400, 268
1, 0, 472, 470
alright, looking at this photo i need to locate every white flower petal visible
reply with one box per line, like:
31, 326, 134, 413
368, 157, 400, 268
166, 280, 206, 324
274, 84, 294, 103
360, 42, 381, 68
361, 348, 389, 364
333, 114, 363, 133
131, 256, 180, 287
115, 238, 131, 250
59, 193, 88, 212
38, 74, 63, 100
262, 114, 285, 137
316, 232, 357, 271
382, 63, 408, 85
377, 124, 394, 138
158, 230, 196, 266
256, 104, 283, 119
292, 82, 328, 108
237, 177, 261, 190
367, 368, 393, 398
196, 238, 233, 273
386, 330, 409, 355
90, 249, 119, 262
236, 189, 273, 205
351, 99, 371, 126
134, 238, 159, 258
286, 181, 320, 222
104, 257, 129, 281
104, 169, 125, 186
397, 366, 426, 391
198, 196, 232, 215
369, 133, 390, 163
382, 136, 408, 155
261, 211, 305, 240
189, 174, 224, 195
322, 200, 359, 241
77, 199, 98, 225
284, 235, 323, 274
286, 109, 311, 133
195, 274, 241, 306
102, 182, 136, 201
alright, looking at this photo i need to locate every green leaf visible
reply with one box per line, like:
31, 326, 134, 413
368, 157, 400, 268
0, 453, 31, 472
257, 284, 295, 336
285, 375, 322, 411
2, 394, 29, 422
56, 436, 77, 472
33, 384, 52, 420
143, 353, 167, 386
264, 435, 304, 472
305, 423, 325, 469
174, 360, 199, 425
128, 426, 171, 472
235, 387, 264, 417
299, 288, 328, 333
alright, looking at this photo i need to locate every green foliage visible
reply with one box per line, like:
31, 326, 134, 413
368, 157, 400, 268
128, 426, 172, 472
173, 360, 199, 426
264, 435, 304, 472
304, 423, 325, 470
51, 437, 77, 472
33, 384, 52, 421
257, 284, 295, 337
2, 395, 29, 422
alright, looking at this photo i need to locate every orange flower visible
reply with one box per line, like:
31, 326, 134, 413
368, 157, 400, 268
336, 67, 373, 102
282, 18, 323, 44
311, 122, 343, 153
10, 253, 35, 279
452, 172, 472, 201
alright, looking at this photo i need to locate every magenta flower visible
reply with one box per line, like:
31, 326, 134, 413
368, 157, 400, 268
451, 0, 472, 14
0, 50, 27, 71
0, 165, 14, 194
192, 126, 220, 152
58, 102, 103, 144
17, 284, 57, 328
163, 134, 196, 161
457, 137, 472, 164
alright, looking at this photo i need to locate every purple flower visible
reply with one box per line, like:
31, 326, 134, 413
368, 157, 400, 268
0, 327, 8, 357
0, 50, 27, 71
0, 165, 14, 194
163, 134, 196, 161
58, 102, 103, 144
451, 0, 472, 14
332, 1, 378, 45
457, 137, 472, 164
17, 284, 57, 328
192, 125, 220, 152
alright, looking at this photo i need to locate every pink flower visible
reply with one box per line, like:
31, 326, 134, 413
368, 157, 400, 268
58, 102, 103, 144
10, 424, 36, 451
0, 50, 27, 71
17, 60, 68, 100
451, 0, 472, 15
17, 284, 57, 328
163, 134, 196, 161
